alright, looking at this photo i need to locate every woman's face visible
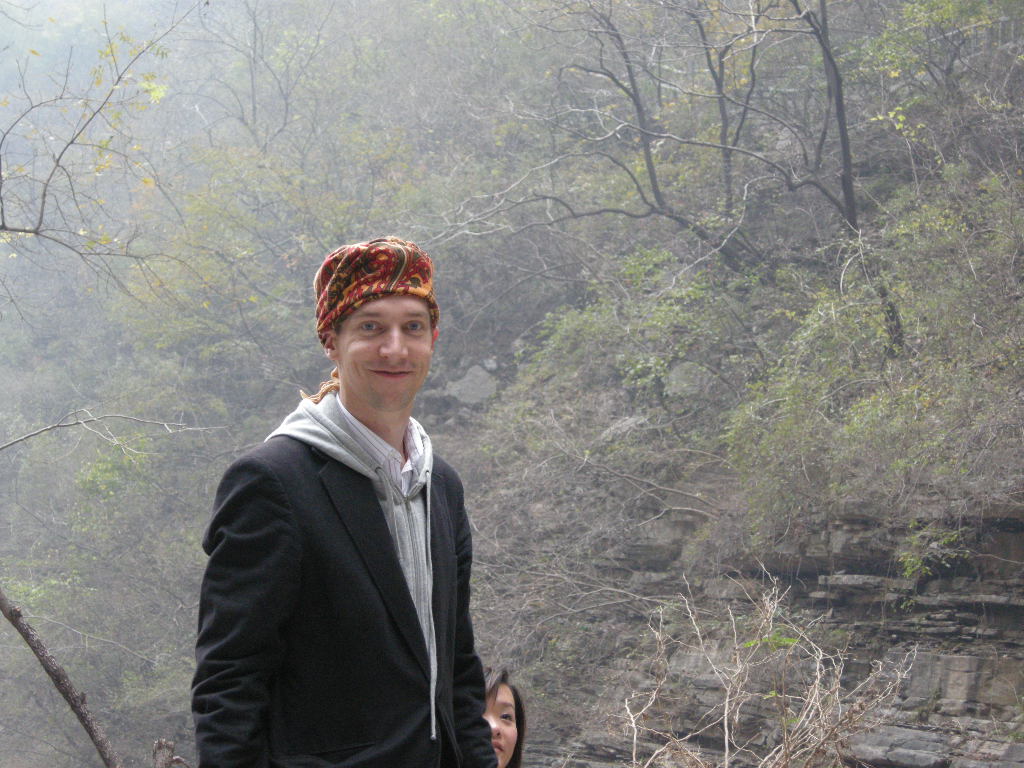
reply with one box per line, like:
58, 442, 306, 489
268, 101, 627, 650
483, 683, 518, 768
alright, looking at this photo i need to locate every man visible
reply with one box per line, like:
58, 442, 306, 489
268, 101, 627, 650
192, 237, 497, 768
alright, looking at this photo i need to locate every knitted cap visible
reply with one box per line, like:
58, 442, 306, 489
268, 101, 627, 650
314, 236, 439, 345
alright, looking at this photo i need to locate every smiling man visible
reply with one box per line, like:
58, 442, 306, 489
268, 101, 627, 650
192, 237, 496, 768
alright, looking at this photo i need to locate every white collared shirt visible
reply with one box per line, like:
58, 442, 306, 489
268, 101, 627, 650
335, 394, 425, 496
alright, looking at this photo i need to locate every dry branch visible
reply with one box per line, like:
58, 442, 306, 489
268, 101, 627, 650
153, 739, 190, 768
0, 409, 210, 454
0, 583, 124, 768
621, 577, 914, 768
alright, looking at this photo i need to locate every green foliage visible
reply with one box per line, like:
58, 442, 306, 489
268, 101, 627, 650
744, 630, 799, 651
860, 0, 1015, 83
897, 522, 970, 581
727, 154, 1024, 555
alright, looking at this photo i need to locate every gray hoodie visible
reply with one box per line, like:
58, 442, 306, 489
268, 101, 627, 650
267, 394, 439, 739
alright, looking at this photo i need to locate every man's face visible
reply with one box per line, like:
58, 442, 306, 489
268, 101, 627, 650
323, 295, 435, 423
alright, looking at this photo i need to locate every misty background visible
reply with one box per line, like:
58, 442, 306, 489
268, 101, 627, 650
2, 1, 1023, 766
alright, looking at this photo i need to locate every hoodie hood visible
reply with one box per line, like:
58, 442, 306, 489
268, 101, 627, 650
267, 393, 433, 491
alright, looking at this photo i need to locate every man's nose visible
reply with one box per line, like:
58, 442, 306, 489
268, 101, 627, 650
379, 328, 406, 357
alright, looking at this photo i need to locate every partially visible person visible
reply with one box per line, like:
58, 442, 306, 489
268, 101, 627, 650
483, 667, 526, 768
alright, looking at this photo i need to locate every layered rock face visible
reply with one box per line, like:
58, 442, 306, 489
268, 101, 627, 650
740, 512, 1022, 768
825, 580, 1024, 768
807, 513, 1024, 767
543, 508, 1024, 768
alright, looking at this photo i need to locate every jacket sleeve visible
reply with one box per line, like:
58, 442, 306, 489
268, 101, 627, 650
192, 455, 301, 768
448, 471, 499, 768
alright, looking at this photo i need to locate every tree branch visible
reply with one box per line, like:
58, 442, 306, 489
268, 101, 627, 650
0, 584, 124, 768
0, 410, 206, 454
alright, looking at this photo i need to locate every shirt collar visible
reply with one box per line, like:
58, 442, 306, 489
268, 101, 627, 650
335, 394, 424, 487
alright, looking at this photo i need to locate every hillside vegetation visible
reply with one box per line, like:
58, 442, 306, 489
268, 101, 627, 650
1, 1, 1022, 765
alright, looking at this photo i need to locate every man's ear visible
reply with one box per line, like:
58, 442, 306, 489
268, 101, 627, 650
322, 332, 338, 359
432, 326, 439, 347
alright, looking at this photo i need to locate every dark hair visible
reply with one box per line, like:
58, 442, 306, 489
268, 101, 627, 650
484, 667, 526, 768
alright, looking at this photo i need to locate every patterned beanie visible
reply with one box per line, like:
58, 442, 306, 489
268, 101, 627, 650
314, 236, 439, 345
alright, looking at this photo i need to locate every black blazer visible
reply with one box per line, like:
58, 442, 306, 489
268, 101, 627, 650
192, 435, 496, 768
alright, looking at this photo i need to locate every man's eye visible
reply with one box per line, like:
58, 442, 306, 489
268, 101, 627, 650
407, 321, 424, 331
360, 322, 377, 331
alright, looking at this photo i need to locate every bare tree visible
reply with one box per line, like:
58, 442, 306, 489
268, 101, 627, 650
440, 1, 881, 270
0, 3, 200, 307
621, 579, 913, 768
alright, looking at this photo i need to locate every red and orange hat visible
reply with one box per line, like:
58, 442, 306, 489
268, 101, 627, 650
314, 236, 439, 345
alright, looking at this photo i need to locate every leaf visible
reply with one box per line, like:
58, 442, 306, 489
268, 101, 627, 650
139, 80, 168, 104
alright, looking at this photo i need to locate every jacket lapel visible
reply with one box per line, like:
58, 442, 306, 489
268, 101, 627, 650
429, 477, 454, 630
318, 460, 430, 678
